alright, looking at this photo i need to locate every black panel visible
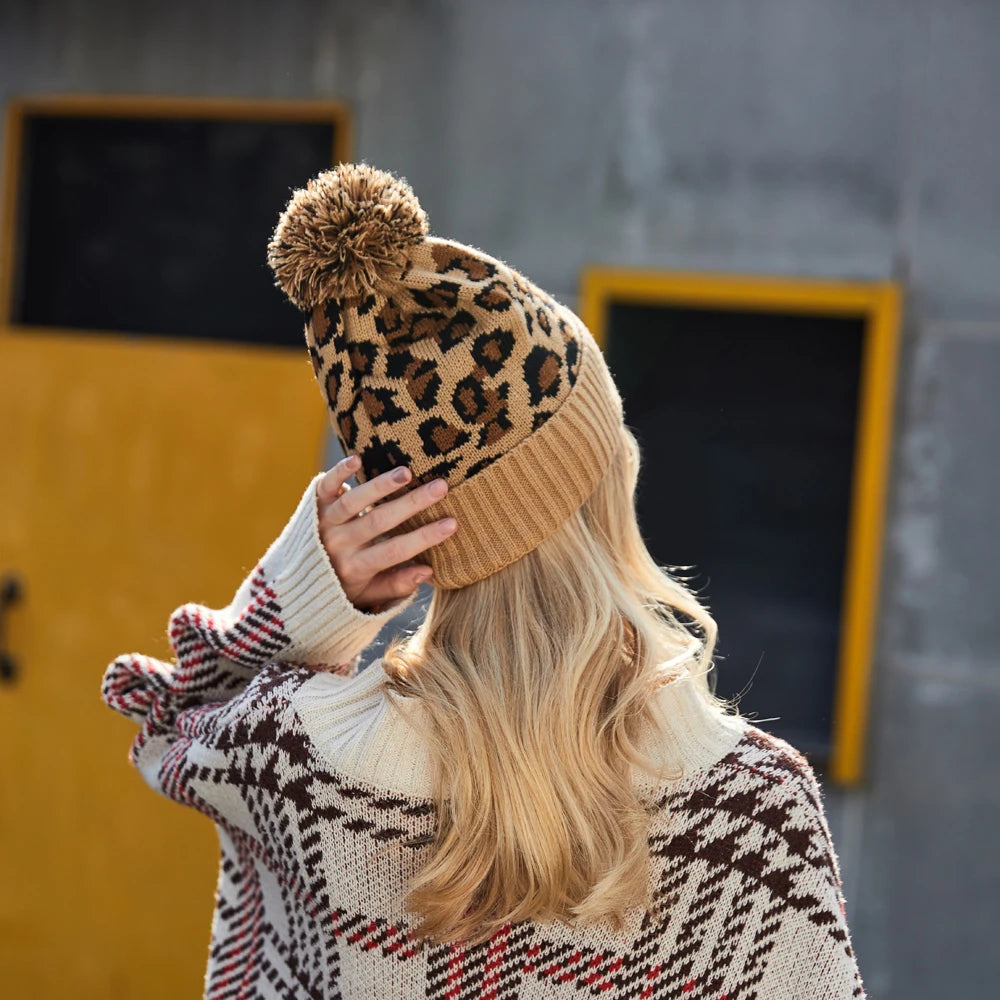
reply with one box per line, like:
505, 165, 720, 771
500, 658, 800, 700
11, 114, 337, 346
605, 303, 865, 757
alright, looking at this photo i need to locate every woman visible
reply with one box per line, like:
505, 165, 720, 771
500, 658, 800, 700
102, 164, 865, 999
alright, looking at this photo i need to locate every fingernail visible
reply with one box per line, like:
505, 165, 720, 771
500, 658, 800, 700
392, 467, 410, 484
429, 478, 448, 498
417, 568, 434, 582
345, 455, 360, 469
441, 518, 458, 532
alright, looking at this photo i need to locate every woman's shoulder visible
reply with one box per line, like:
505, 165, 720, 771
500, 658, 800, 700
650, 711, 829, 836
286, 658, 437, 799
644, 670, 818, 788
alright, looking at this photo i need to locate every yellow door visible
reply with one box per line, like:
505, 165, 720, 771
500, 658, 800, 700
0, 330, 324, 997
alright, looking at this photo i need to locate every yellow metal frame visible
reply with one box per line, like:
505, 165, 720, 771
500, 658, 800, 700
580, 267, 902, 785
0, 93, 352, 337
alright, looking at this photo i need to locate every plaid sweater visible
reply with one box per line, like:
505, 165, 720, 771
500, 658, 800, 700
102, 475, 866, 1000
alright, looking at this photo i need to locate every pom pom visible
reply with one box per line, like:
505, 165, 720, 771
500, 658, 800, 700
267, 163, 429, 310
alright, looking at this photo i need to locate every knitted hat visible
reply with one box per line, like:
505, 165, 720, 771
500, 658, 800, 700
267, 163, 624, 589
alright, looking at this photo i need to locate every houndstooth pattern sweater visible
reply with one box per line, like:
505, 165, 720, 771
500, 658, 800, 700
102, 475, 867, 1000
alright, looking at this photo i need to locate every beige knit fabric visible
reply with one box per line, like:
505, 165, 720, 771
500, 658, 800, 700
268, 165, 624, 588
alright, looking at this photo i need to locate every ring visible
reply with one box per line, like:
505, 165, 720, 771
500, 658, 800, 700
335, 482, 368, 517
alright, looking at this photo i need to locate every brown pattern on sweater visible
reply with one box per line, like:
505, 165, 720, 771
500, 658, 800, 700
107, 652, 864, 998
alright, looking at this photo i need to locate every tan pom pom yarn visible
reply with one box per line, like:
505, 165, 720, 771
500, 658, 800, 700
268, 163, 625, 589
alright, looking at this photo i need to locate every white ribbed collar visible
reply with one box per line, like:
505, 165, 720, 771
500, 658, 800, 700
291, 660, 746, 800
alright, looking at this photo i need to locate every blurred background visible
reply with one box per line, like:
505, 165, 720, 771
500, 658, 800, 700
1, 1, 997, 996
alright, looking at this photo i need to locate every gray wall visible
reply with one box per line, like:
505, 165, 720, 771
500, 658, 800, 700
4, 0, 998, 994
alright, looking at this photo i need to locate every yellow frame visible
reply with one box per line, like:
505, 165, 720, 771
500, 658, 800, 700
580, 267, 902, 785
0, 93, 352, 339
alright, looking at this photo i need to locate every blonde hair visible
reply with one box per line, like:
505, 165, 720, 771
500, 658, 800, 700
381, 425, 736, 945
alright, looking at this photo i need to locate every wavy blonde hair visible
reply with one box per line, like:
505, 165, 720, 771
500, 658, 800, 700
381, 424, 736, 945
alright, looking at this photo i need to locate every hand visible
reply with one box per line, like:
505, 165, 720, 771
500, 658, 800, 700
315, 455, 458, 612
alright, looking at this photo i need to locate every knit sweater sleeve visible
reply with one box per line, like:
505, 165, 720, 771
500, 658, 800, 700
100, 471, 415, 799
780, 759, 868, 1000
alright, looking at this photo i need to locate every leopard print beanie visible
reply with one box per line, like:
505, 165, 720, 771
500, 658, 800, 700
267, 163, 625, 589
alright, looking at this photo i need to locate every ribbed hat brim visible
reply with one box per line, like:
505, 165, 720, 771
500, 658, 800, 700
394, 331, 625, 589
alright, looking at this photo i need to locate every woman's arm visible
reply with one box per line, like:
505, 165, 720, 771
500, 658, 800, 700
781, 762, 868, 999
101, 457, 457, 807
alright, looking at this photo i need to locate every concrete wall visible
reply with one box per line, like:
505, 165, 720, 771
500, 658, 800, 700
3, 0, 998, 994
